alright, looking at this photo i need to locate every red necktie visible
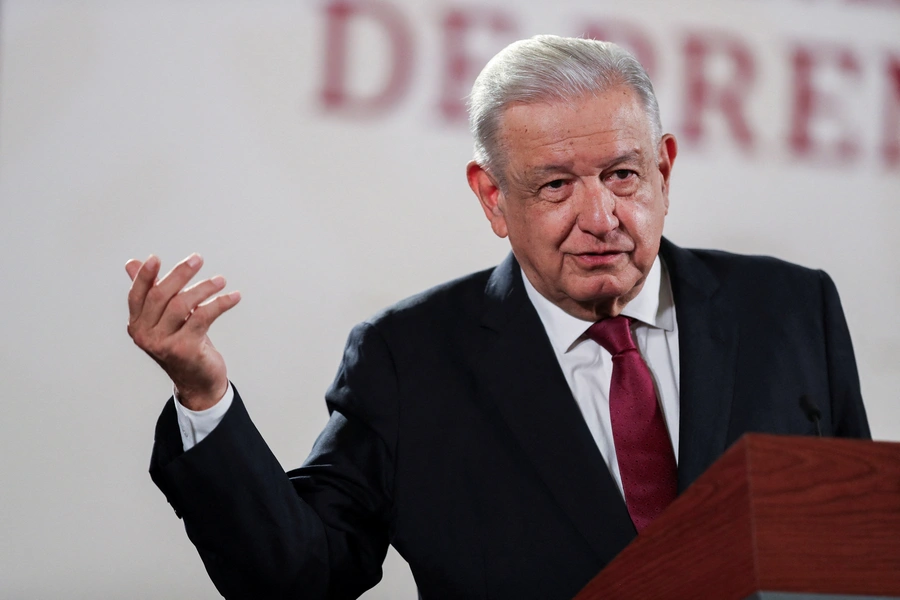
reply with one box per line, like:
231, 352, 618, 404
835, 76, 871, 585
586, 316, 677, 531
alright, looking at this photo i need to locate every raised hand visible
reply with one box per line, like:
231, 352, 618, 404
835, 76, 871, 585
125, 253, 241, 411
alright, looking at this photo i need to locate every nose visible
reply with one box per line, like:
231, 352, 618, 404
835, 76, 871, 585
576, 179, 618, 236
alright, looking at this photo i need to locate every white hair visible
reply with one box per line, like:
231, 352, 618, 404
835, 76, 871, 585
467, 35, 662, 187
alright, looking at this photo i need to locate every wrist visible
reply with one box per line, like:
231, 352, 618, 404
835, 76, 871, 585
175, 379, 228, 412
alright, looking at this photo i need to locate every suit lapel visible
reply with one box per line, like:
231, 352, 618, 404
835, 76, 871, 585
474, 254, 636, 564
660, 239, 740, 491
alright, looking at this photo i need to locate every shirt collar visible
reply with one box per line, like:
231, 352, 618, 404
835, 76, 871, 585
522, 255, 675, 354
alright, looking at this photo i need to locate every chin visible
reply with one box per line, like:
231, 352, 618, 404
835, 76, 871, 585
572, 274, 638, 304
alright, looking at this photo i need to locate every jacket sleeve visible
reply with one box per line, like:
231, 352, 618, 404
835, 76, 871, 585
818, 270, 871, 439
149, 321, 398, 599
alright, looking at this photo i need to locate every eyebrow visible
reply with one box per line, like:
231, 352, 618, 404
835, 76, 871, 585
528, 149, 645, 179
601, 149, 645, 168
528, 163, 575, 178
609, 149, 644, 165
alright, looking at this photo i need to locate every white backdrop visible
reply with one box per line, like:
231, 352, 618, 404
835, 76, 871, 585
1, 0, 898, 597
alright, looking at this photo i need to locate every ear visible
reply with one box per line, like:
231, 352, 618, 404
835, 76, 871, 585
466, 160, 508, 238
657, 134, 678, 214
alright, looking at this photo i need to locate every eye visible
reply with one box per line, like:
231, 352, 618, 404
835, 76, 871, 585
604, 168, 640, 196
537, 178, 573, 202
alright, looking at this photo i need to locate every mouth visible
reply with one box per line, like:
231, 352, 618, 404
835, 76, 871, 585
569, 250, 628, 268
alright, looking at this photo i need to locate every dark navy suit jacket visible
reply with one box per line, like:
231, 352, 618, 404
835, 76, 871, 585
150, 238, 870, 599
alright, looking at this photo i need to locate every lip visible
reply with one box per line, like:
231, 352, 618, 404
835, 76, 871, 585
569, 251, 627, 268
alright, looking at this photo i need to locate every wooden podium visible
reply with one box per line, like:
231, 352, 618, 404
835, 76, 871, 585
574, 434, 900, 600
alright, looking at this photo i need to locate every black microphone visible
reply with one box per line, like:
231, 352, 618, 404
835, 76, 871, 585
799, 394, 822, 437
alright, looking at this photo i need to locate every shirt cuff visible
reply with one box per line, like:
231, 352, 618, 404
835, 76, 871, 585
173, 383, 234, 451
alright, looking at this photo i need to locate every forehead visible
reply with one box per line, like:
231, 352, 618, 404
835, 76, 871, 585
498, 87, 654, 171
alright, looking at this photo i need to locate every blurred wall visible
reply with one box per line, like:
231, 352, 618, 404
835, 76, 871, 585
1, 0, 898, 597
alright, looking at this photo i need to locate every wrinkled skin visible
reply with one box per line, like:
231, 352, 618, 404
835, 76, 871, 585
468, 86, 678, 320
125, 254, 240, 410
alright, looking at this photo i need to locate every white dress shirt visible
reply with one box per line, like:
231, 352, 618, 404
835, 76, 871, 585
521, 256, 680, 497
174, 384, 233, 450
176, 257, 681, 497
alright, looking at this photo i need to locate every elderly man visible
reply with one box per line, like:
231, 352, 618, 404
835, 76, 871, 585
127, 35, 869, 599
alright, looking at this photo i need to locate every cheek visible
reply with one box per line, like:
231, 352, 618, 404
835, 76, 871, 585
618, 198, 665, 271
521, 205, 575, 249
623, 194, 666, 241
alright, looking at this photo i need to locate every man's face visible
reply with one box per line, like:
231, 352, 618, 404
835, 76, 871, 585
467, 86, 677, 320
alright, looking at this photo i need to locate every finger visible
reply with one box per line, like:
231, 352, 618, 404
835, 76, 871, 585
141, 253, 204, 327
157, 275, 227, 334
183, 291, 242, 337
127, 255, 161, 324
125, 259, 143, 281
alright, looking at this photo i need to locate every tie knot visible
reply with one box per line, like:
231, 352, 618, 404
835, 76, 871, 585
586, 316, 636, 356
